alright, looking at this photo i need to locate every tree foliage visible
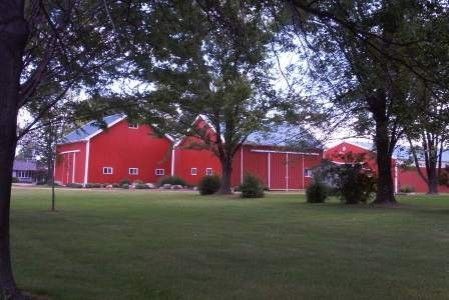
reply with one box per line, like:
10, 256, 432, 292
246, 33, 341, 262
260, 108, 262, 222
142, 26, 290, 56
276, 0, 449, 203
109, 0, 295, 194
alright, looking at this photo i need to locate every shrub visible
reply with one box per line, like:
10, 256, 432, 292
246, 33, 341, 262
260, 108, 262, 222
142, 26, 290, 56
133, 179, 144, 185
135, 183, 149, 189
338, 165, 376, 204
119, 178, 131, 186
121, 183, 130, 189
306, 181, 328, 203
399, 185, 415, 193
198, 175, 221, 195
67, 183, 83, 188
239, 174, 264, 198
112, 183, 120, 188
313, 161, 376, 204
11, 177, 19, 183
85, 183, 102, 188
157, 176, 187, 187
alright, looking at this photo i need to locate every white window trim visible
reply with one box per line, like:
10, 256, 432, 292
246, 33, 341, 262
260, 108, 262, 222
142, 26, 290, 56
129, 168, 139, 175
155, 168, 165, 176
205, 168, 213, 176
103, 167, 113, 175
191, 168, 198, 176
304, 169, 312, 177
128, 123, 139, 129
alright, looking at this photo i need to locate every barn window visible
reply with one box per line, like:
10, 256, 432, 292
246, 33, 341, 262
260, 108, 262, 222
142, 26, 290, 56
191, 168, 198, 175
129, 168, 139, 175
155, 169, 165, 176
304, 169, 312, 177
103, 167, 113, 175
205, 168, 213, 176
128, 123, 139, 129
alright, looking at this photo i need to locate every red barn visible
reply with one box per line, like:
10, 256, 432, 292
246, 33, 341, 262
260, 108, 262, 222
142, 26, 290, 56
173, 115, 323, 190
325, 141, 449, 193
55, 114, 173, 185
324, 141, 399, 193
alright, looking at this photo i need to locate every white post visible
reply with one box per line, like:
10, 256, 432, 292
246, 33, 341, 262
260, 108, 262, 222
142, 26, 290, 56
83, 140, 90, 186
240, 146, 244, 184
267, 152, 271, 190
72, 152, 76, 183
394, 161, 398, 194
66, 153, 70, 184
302, 154, 305, 189
286, 153, 289, 191
171, 147, 176, 176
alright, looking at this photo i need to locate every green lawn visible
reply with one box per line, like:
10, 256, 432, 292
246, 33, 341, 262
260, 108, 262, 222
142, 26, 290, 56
10, 188, 449, 299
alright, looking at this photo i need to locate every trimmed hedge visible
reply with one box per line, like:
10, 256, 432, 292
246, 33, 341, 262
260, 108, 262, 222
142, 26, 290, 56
67, 183, 83, 188
85, 183, 102, 188
135, 183, 149, 189
119, 178, 131, 186
157, 176, 187, 187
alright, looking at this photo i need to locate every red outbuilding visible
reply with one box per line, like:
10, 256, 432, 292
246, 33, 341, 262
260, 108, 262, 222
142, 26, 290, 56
173, 115, 323, 190
55, 114, 173, 185
324, 140, 449, 193
324, 141, 399, 193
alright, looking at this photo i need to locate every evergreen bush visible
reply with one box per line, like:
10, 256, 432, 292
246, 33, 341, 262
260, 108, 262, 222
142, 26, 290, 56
306, 181, 328, 203
239, 174, 264, 198
198, 175, 221, 195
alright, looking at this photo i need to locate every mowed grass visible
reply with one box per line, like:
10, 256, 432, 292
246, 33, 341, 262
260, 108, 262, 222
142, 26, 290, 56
9, 188, 449, 300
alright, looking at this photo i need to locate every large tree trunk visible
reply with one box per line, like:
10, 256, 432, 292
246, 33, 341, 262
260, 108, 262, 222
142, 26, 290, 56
218, 158, 233, 194
0, 1, 29, 298
372, 119, 397, 204
427, 164, 439, 194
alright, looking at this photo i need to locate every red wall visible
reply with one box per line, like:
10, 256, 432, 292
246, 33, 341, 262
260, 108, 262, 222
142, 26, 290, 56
174, 136, 221, 186
324, 142, 379, 171
87, 120, 172, 184
398, 168, 449, 193
55, 142, 87, 184
231, 145, 322, 190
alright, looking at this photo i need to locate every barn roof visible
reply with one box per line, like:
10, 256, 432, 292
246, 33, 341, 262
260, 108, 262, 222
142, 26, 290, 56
62, 114, 125, 143
245, 124, 322, 149
334, 140, 449, 162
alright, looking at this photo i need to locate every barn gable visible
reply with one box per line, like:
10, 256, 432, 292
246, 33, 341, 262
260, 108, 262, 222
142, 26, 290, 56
62, 114, 126, 144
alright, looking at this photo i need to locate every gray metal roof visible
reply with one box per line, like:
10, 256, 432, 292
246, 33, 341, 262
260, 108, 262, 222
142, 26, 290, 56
245, 124, 322, 149
348, 141, 449, 162
13, 160, 37, 171
62, 114, 124, 143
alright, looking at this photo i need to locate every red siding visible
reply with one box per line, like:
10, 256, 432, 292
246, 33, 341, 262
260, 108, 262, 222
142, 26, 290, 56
55, 142, 87, 184
241, 147, 269, 187
324, 142, 378, 171
324, 142, 398, 192
231, 145, 322, 190
398, 168, 449, 193
87, 120, 172, 184
174, 136, 221, 185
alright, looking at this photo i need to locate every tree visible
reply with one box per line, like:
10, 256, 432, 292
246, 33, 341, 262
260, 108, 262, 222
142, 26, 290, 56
278, 0, 449, 204
403, 84, 449, 194
0, 1, 122, 297
116, 0, 290, 194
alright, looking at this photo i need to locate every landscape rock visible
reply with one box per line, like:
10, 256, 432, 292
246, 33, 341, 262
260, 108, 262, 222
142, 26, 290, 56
146, 183, 156, 189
